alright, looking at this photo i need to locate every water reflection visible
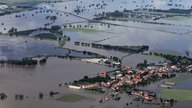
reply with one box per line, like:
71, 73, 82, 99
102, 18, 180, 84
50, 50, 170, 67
0, 35, 89, 60
173, 78, 192, 90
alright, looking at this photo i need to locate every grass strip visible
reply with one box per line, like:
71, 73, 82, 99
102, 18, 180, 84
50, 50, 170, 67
57, 94, 86, 102
62, 28, 103, 33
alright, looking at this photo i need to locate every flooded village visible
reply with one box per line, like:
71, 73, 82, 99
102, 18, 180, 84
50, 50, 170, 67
1, 0, 192, 108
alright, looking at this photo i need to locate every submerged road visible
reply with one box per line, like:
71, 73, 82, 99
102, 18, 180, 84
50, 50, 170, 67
49, 9, 186, 35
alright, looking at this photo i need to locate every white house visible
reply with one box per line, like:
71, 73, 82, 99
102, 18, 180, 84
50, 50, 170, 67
0, 5, 8, 10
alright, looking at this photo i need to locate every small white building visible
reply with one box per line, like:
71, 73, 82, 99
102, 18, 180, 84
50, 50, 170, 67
68, 85, 81, 90
160, 84, 172, 89
0, 5, 8, 10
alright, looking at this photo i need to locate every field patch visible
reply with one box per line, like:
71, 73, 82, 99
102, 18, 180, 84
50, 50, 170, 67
166, 74, 192, 84
160, 88, 192, 101
62, 28, 103, 33
163, 16, 192, 21
57, 94, 86, 102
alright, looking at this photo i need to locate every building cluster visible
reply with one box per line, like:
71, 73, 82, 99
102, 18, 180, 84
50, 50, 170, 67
67, 60, 185, 102
81, 58, 121, 67
122, 10, 167, 21
0, 5, 8, 10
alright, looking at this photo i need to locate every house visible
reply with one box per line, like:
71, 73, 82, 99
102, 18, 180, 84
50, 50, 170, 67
164, 82, 175, 85
135, 75, 141, 79
100, 71, 107, 77
147, 66, 153, 70
160, 84, 172, 89
137, 70, 146, 74
116, 74, 123, 79
125, 80, 133, 85
147, 66, 159, 72
171, 65, 177, 69
102, 82, 112, 87
133, 90, 154, 100
170, 65, 180, 71
121, 67, 127, 71
118, 81, 124, 86
132, 78, 142, 84
127, 70, 133, 73
82, 82, 99, 89
187, 65, 192, 72
135, 91, 143, 97
110, 76, 116, 79
143, 74, 152, 80
160, 67, 169, 72
112, 85, 118, 91
188, 68, 192, 72
68, 85, 81, 90
120, 76, 127, 80
144, 95, 154, 100
0, 5, 8, 10
162, 71, 168, 75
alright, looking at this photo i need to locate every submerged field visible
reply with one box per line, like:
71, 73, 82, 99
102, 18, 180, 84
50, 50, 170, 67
57, 94, 86, 102
161, 74, 192, 101
166, 74, 192, 84
163, 16, 192, 21
1, 0, 192, 108
160, 88, 192, 101
62, 28, 103, 33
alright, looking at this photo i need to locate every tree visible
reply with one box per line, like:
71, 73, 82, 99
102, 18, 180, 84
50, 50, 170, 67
8, 27, 17, 33
39, 93, 43, 99
186, 51, 189, 57
149, 52, 152, 55
67, 37, 70, 41
50, 16, 57, 21
0, 93, 7, 100
83, 50, 87, 55
144, 59, 147, 65
51, 25, 61, 31
84, 76, 88, 79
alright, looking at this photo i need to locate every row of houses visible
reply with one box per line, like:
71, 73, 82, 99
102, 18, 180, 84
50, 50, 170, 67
96, 61, 179, 100
67, 60, 189, 101
68, 82, 99, 90
81, 58, 121, 67
69, 62, 177, 90
132, 90, 155, 101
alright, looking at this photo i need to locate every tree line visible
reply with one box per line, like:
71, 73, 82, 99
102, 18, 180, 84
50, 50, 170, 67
0, 58, 48, 66
92, 43, 149, 53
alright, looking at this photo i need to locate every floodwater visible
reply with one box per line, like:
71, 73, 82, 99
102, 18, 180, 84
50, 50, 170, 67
0, 0, 192, 107
174, 77, 192, 90
0, 57, 112, 108
0, 35, 90, 60
1, 58, 189, 108
0, 0, 192, 57
63, 21, 192, 55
